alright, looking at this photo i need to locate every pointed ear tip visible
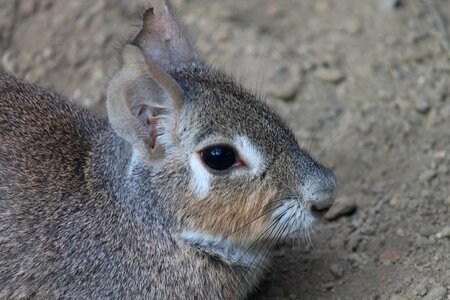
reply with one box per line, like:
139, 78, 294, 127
142, 5, 155, 21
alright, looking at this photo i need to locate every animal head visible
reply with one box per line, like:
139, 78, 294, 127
107, 0, 336, 263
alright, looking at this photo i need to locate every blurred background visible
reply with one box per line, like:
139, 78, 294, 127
1, 0, 449, 299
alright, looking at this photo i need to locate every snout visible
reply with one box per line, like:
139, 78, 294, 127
301, 165, 337, 218
308, 192, 335, 218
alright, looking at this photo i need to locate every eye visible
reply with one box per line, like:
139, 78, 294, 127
201, 145, 237, 171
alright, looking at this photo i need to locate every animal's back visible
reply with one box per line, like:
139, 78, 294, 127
0, 72, 105, 297
0, 73, 199, 299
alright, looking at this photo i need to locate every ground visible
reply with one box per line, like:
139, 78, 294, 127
1, 0, 449, 299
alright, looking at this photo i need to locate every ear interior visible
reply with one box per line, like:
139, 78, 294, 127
107, 45, 183, 160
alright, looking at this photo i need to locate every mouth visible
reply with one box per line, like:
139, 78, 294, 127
308, 196, 335, 219
310, 203, 331, 218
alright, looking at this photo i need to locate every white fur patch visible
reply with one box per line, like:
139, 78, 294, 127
233, 135, 263, 175
269, 199, 314, 238
181, 230, 262, 268
127, 151, 140, 177
189, 154, 211, 199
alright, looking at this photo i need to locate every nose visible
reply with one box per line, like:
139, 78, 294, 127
301, 165, 337, 218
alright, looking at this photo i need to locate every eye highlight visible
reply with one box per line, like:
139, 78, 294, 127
200, 145, 238, 171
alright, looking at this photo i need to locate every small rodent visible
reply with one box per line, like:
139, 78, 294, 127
0, 1, 336, 299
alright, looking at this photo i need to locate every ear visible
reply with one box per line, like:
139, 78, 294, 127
132, 0, 198, 69
106, 45, 183, 160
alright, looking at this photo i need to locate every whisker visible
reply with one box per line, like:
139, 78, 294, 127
253, 212, 295, 270
219, 199, 288, 242
249, 207, 297, 271
237, 205, 293, 266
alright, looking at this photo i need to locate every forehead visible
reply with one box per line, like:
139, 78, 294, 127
172, 65, 298, 154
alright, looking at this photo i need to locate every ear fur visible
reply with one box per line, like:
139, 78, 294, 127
132, 0, 198, 69
106, 45, 183, 160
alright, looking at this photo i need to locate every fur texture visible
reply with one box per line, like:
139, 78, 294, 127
0, 1, 336, 298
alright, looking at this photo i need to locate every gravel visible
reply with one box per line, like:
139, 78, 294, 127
423, 286, 447, 300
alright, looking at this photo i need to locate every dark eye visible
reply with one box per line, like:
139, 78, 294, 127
201, 145, 237, 171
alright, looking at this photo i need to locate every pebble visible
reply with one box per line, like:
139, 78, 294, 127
435, 226, 450, 239
379, 249, 400, 264
390, 295, 408, 300
445, 196, 450, 206
1, 51, 17, 74
379, 0, 401, 11
347, 253, 367, 266
415, 283, 428, 297
419, 170, 437, 183
340, 19, 362, 35
315, 67, 344, 84
378, 90, 394, 102
396, 228, 405, 237
439, 104, 450, 119
419, 225, 436, 237
347, 233, 362, 252
267, 64, 302, 101
325, 196, 357, 220
414, 99, 430, 114
423, 285, 447, 300
329, 263, 344, 278
20, 1, 38, 17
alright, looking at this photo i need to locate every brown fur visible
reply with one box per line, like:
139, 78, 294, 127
181, 183, 278, 242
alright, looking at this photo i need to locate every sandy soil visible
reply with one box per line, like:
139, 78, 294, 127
1, 0, 449, 299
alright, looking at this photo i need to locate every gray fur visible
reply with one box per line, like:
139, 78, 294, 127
0, 1, 336, 299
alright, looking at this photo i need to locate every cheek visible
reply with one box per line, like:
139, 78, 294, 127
182, 184, 278, 241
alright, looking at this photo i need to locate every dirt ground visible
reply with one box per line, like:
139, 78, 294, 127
1, 0, 449, 299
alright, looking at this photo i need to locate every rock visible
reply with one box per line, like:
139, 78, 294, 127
414, 99, 430, 114
445, 196, 450, 206
423, 285, 447, 300
361, 224, 376, 236
395, 228, 405, 237
20, 1, 38, 17
379, 249, 400, 264
419, 224, 436, 237
390, 295, 408, 300
269, 80, 299, 101
347, 233, 362, 252
347, 253, 367, 266
379, 0, 402, 11
378, 90, 394, 102
436, 226, 450, 239
440, 104, 450, 119
329, 263, 344, 278
267, 64, 302, 101
415, 283, 428, 297
1, 51, 17, 74
419, 170, 437, 183
340, 19, 362, 35
315, 67, 344, 84
325, 196, 357, 220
